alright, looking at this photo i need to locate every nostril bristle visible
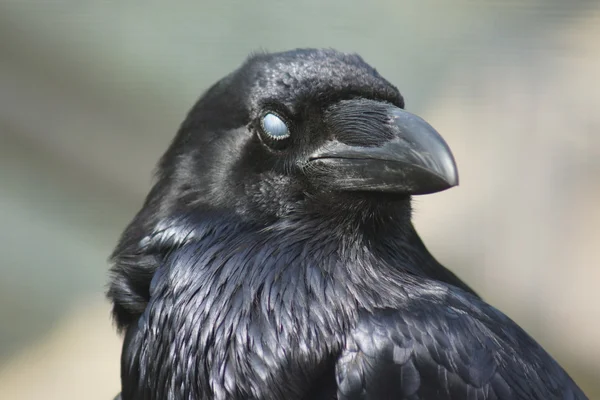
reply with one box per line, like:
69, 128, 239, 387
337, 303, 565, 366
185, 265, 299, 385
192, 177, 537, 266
326, 99, 395, 147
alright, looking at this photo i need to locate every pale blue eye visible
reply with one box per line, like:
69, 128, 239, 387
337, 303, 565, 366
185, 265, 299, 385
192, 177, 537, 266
262, 113, 290, 139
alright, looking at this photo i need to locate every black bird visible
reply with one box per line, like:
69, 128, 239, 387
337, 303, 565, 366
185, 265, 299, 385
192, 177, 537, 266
108, 49, 587, 399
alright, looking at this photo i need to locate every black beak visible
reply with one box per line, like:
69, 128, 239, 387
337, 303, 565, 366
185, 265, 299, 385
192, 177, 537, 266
305, 99, 458, 195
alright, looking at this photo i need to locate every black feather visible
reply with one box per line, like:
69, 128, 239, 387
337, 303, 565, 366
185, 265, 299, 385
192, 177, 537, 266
108, 48, 587, 399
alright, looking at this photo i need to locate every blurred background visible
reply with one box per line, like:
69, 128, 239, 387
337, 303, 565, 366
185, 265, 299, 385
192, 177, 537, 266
1, 1, 599, 398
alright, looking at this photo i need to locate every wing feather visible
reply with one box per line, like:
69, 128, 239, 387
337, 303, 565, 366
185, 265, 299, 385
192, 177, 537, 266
336, 290, 587, 400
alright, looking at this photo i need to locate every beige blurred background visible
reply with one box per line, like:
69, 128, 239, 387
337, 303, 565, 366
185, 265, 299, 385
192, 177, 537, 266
0, 1, 598, 399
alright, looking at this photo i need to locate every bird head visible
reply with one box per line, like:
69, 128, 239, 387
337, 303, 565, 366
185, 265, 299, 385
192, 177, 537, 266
127, 48, 458, 236
109, 49, 461, 329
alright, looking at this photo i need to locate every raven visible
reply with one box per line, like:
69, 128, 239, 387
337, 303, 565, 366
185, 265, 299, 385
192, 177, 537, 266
108, 49, 587, 399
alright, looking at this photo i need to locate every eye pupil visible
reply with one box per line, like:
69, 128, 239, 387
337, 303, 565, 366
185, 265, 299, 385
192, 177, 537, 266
262, 113, 290, 139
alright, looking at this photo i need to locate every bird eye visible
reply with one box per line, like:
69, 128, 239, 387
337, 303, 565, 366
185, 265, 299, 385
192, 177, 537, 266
261, 113, 290, 140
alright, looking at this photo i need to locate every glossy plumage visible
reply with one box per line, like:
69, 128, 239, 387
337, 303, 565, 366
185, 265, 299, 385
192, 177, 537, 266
108, 49, 587, 399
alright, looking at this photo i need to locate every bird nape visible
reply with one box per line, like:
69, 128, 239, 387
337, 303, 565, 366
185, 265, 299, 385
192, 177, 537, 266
107, 49, 587, 400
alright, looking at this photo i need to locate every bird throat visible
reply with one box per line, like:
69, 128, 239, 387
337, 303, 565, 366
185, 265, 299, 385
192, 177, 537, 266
121, 209, 425, 398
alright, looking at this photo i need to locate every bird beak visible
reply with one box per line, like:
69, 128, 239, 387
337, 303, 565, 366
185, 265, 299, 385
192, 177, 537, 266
306, 100, 459, 195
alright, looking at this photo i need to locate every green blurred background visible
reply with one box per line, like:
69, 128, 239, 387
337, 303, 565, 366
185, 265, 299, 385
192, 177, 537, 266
1, 1, 599, 398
